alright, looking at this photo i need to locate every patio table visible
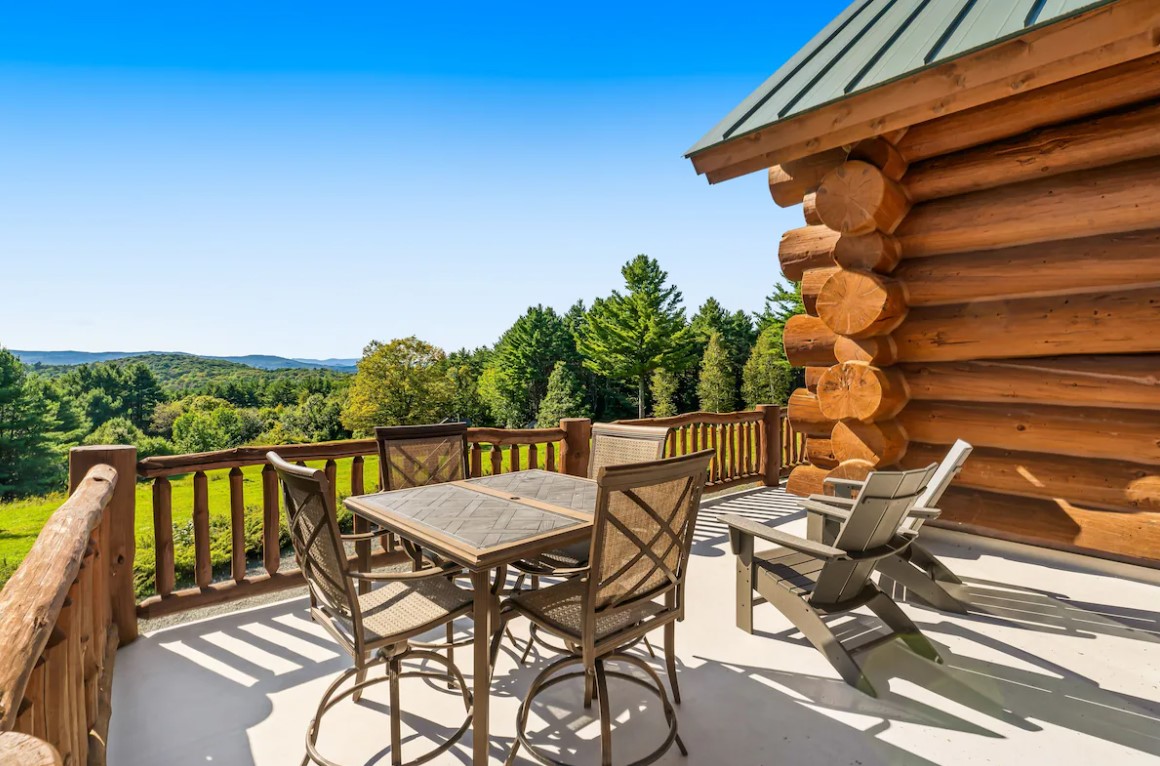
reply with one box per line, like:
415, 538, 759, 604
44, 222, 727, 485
343, 469, 597, 765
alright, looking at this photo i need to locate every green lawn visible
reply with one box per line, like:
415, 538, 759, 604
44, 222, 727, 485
0, 444, 545, 593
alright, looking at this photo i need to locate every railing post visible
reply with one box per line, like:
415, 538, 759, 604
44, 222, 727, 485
559, 418, 592, 478
757, 405, 782, 487
68, 445, 138, 645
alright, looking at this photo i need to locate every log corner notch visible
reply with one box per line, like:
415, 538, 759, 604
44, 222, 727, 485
780, 135, 914, 494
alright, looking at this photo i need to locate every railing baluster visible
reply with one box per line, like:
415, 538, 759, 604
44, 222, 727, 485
152, 477, 174, 597
528, 443, 539, 470
490, 444, 502, 475
350, 456, 370, 593
471, 443, 483, 477
228, 468, 246, 584
261, 464, 281, 576
510, 443, 521, 473
192, 471, 211, 588
324, 459, 338, 511
546, 442, 557, 472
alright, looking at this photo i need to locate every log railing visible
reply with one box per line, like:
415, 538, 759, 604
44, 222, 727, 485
0, 452, 132, 766
616, 405, 787, 490
133, 426, 572, 620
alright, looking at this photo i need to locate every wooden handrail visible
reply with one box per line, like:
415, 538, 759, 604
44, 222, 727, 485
615, 410, 762, 427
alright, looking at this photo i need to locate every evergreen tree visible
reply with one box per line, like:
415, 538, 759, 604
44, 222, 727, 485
755, 282, 806, 334
742, 324, 798, 408
690, 298, 756, 373
122, 363, 165, 430
536, 362, 591, 427
650, 368, 679, 418
482, 306, 575, 427
578, 255, 692, 418
697, 332, 736, 412
0, 349, 61, 499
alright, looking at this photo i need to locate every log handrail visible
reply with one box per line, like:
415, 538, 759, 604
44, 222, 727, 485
615, 410, 763, 427
0, 464, 120, 766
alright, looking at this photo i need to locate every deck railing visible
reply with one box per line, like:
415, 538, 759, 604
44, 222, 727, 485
0, 447, 137, 766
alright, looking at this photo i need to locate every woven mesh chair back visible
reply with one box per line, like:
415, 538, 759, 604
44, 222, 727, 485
267, 451, 358, 622
587, 450, 713, 620
588, 423, 671, 479
813, 463, 939, 605
375, 423, 469, 491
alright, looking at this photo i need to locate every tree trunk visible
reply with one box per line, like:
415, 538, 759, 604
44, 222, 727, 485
639, 377, 646, 419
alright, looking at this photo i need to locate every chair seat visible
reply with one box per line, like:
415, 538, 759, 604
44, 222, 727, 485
508, 578, 666, 642
754, 549, 825, 597
336, 575, 473, 645
532, 540, 590, 570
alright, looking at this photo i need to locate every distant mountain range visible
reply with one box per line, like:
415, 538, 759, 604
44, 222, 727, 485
12, 350, 359, 372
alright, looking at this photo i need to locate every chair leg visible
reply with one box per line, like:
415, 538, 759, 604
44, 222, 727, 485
594, 660, 613, 766
735, 546, 754, 634
584, 667, 596, 709
389, 657, 403, 766
664, 621, 681, 704
642, 634, 656, 658
352, 661, 368, 703
907, 542, 963, 584
866, 591, 943, 664
878, 554, 968, 614
758, 581, 876, 696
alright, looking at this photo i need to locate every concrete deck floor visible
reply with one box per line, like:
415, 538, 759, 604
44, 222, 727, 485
109, 486, 1160, 765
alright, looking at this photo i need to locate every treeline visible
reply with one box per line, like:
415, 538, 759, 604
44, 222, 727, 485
0, 254, 800, 501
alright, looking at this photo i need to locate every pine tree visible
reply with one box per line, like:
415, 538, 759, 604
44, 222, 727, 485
578, 255, 692, 418
650, 368, 679, 418
755, 282, 806, 334
697, 332, 736, 413
536, 362, 591, 427
482, 306, 576, 427
742, 324, 798, 408
0, 349, 61, 499
122, 363, 165, 431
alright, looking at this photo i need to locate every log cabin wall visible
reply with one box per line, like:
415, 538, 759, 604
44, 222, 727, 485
776, 58, 1160, 567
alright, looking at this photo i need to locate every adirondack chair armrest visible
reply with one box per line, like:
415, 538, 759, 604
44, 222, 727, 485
823, 476, 865, 499
720, 513, 845, 561
908, 506, 942, 520
801, 496, 855, 521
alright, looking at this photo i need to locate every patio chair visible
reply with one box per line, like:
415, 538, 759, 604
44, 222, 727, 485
721, 464, 943, 697
493, 449, 714, 766
267, 451, 473, 766
809, 440, 973, 614
511, 423, 670, 660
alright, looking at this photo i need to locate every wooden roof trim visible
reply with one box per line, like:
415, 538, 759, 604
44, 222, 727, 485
690, 0, 1160, 183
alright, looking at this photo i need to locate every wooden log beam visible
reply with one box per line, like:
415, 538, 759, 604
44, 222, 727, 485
817, 363, 909, 422
902, 442, 1160, 513
931, 486, 1160, 567
805, 437, 838, 469
894, 229, 1160, 306
786, 389, 833, 439
848, 137, 907, 180
800, 266, 838, 315
898, 400, 1160, 466
892, 287, 1160, 362
767, 149, 847, 207
904, 100, 1160, 203
897, 157, 1160, 259
898, 52, 1160, 163
900, 357, 1160, 411
802, 192, 821, 225
786, 464, 829, 498
834, 335, 898, 366
815, 269, 907, 339
804, 366, 827, 392
778, 225, 838, 282
827, 459, 875, 484
783, 314, 838, 367
815, 161, 910, 236
0, 734, 61, 766
830, 420, 907, 467
832, 232, 902, 273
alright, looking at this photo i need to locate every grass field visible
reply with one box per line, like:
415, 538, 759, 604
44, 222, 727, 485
0, 445, 543, 592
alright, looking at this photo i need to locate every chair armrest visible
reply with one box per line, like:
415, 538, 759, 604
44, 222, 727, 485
823, 477, 865, 499
349, 560, 460, 583
806, 494, 856, 507
844, 532, 917, 561
340, 527, 393, 543
908, 506, 941, 520
800, 497, 854, 522
719, 513, 845, 561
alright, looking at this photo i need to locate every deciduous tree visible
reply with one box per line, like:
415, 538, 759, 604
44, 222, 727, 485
341, 337, 453, 434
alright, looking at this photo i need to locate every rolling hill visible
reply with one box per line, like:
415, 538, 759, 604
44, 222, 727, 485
12, 350, 357, 372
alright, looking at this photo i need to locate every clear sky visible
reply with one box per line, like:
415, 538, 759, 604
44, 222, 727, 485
0, 1, 851, 359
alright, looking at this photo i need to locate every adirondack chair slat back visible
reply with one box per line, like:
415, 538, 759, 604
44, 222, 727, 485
811, 464, 938, 605
908, 440, 972, 532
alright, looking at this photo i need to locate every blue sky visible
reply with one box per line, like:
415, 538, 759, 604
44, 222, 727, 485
0, 1, 850, 358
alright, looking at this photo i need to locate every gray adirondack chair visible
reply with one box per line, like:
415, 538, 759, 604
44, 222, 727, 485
721, 464, 942, 697
809, 440, 973, 614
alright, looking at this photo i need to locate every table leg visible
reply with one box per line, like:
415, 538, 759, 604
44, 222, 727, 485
471, 569, 491, 765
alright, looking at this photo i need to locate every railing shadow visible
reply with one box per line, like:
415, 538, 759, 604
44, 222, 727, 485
692, 485, 806, 558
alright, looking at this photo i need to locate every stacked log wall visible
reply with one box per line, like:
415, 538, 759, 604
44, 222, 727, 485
773, 80, 1160, 565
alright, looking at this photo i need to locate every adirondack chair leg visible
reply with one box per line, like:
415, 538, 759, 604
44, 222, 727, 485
866, 591, 943, 664
878, 554, 968, 614
664, 621, 681, 704
735, 534, 755, 634
757, 579, 876, 696
906, 543, 963, 584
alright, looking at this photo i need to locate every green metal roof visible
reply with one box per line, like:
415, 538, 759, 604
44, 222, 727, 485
687, 0, 1118, 157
